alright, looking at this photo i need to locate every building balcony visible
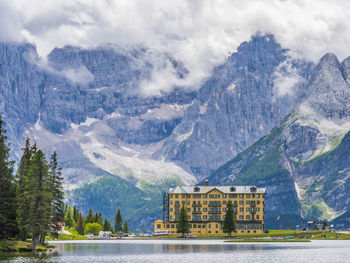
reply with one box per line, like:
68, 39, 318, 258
174, 202, 180, 207
208, 210, 221, 214
192, 203, 202, 207
192, 211, 202, 214
208, 201, 221, 207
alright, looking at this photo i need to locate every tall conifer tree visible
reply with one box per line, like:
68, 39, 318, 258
73, 205, 78, 223
16, 137, 32, 240
85, 208, 94, 224
103, 218, 112, 231
176, 205, 189, 237
0, 116, 17, 239
26, 150, 52, 249
49, 151, 65, 238
76, 212, 85, 235
114, 209, 122, 232
223, 201, 236, 236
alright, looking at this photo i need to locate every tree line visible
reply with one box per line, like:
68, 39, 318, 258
0, 116, 65, 250
63, 205, 129, 236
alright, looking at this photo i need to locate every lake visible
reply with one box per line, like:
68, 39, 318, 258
1, 240, 350, 263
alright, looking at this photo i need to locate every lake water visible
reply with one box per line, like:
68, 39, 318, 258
1, 240, 350, 263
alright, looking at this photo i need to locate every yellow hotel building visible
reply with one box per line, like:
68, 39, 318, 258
154, 181, 266, 235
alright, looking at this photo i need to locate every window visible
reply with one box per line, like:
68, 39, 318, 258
204, 194, 207, 198
246, 200, 250, 204
252, 194, 255, 198
187, 208, 190, 212
230, 186, 236, 192
194, 186, 200, 192
209, 224, 211, 228
246, 194, 250, 198
193, 224, 196, 228
203, 215, 207, 219
223, 201, 227, 205
239, 215, 243, 219
187, 216, 190, 219
187, 194, 191, 198
202, 225, 206, 228
257, 201, 260, 204
239, 201, 243, 205
175, 194, 178, 198
246, 215, 250, 219
171, 224, 175, 228
167, 224, 170, 228
223, 215, 225, 219
223, 208, 226, 212
239, 194, 243, 198
182, 201, 185, 205
203, 201, 207, 205
170, 208, 173, 212
257, 194, 260, 198
218, 195, 220, 198
216, 224, 218, 228
256, 215, 259, 219
240, 208, 243, 212
246, 207, 250, 212
170, 201, 173, 205
170, 215, 172, 219
198, 225, 201, 229
203, 208, 207, 212
223, 194, 227, 198
256, 208, 260, 211
187, 201, 190, 205
157, 224, 161, 228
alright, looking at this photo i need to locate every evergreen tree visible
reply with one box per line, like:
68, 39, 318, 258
97, 213, 103, 226
0, 116, 17, 239
16, 137, 32, 240
114, 209, 123, 232
49, 151, 65, 238
176, 205, 189, 237
103, 218, 112, 231
94, 212, 99, 223
76, 212, 85, 235
26, 150, 52, 249
123, 222, 128, 233
73, 205, 78, 223
85, 208, 94, 224
64, 205, 76, 228
223, 201, 236, 236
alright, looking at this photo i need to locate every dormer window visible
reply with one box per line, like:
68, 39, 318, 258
230, 186, 236, 192
250, 186, 257, 192
194, 186, 200, 192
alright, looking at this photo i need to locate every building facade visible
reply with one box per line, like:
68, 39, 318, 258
154, 181, 266, 235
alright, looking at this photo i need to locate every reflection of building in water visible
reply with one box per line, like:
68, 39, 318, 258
154, 180, 266, 235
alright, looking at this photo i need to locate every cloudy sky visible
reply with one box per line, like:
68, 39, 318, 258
1, 0, 350, 95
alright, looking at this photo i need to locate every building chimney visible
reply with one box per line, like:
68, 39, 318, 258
205, 180, 209, 186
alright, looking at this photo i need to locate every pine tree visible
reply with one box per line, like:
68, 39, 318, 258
73, 205, 78, 223
103, 218, 112, 231
176, 205, 189, 237
97, 213, 103, 226
49, 151, 65, 238
123, 222, 128, 233
94, 212, 99, 223
114, 209, 122, 232
85, 208, 94, 224
16, 137, 33, 240
64, 205, 76, 228
26, 150, 52, 250
76, 212, 85, 235
0, 116, 18, 239
223, 201, 236, 236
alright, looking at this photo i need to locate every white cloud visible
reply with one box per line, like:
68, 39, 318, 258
2, 0, 350, 95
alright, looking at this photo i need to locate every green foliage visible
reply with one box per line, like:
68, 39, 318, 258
84, 223, 102, 236
64, 205, 76, 228
76, 212, 85, 235
49, 151, 65, 238
123, 222, 128, 233
176, 205, 189, 237
114, 209, 123, 232
303, 203, 324, 221
26, 150, 53, 249
67, 175, 162, 233
85, 208, 94, 224
223, 201, 236, 236
103, 218, 112, 231
0, 116, 17, 239
73, 205, 78, 223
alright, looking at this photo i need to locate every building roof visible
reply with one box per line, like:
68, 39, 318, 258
168, 185, 266, 194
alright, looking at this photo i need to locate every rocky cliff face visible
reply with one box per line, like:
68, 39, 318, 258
0, 34, 323, 230
208, 52, 350, 228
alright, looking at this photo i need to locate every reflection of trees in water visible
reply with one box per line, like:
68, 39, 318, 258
0, 251, 53, 262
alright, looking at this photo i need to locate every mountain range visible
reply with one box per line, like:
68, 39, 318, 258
1, 34, 349, 231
